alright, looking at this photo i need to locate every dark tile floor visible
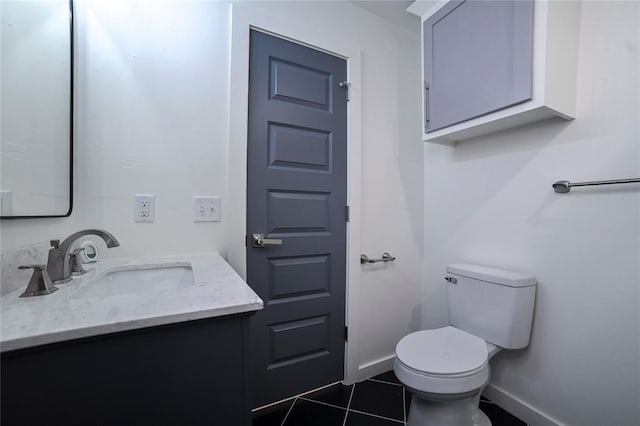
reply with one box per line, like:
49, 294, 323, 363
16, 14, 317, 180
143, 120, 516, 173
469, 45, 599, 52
253, 370, 527, 426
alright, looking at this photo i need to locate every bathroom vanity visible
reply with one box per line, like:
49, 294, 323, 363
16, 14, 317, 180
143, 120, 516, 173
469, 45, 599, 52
1, 253, 263, 426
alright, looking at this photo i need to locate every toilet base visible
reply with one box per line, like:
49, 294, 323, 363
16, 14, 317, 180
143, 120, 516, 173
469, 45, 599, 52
472, 408, 491, 426
407, 392, 491, 426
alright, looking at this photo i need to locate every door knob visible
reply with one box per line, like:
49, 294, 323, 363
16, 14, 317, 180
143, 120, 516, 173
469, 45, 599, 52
252, 233, 283, 248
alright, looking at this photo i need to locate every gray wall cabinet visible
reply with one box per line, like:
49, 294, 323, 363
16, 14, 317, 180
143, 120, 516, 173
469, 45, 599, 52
424, 0, 534, 132
409, 0, 581, 143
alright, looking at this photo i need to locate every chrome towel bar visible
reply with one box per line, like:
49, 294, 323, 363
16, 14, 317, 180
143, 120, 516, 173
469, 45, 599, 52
553, 178, 640, 193
361, 253, 396, 265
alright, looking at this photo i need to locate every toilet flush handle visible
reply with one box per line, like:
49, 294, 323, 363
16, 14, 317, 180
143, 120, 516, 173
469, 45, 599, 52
444, 276, 458, 284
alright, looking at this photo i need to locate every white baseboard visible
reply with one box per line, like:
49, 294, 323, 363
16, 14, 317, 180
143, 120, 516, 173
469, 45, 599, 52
345, 354, 395, 385
482, 384, 565, 426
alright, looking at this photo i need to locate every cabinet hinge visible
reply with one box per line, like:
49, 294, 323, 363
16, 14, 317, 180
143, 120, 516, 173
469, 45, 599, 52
345, 205, 350, 222
344, 326, 348, 341
244, 235, 247, 247
339, 81, 351, 102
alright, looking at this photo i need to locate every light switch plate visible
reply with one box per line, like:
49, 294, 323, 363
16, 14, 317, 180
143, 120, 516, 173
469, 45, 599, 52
193, 196, 221, 222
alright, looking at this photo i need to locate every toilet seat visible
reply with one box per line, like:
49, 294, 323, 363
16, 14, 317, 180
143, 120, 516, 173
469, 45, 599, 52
394, 326, 490, 394
396, 326, 488, 375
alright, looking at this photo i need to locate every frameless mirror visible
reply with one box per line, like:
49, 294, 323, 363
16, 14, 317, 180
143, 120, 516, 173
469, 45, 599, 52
1, 0, 73, 218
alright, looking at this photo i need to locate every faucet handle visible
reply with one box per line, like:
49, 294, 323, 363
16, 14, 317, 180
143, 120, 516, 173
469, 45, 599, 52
50, 239, 60, 249
18, 264, 47, 271
18, 265, 58, 297
69, 248, 87, 276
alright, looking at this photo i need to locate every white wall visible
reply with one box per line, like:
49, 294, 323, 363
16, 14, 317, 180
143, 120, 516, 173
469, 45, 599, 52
1, 0, 424, 381
2, 0, 232, 256
422, 2, 640, 425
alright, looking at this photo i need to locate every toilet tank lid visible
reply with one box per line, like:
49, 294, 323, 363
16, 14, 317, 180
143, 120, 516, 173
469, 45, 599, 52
447, 264, 536, 287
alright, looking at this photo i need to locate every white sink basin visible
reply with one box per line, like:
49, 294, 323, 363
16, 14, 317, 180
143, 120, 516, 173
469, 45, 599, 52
72, 263, 194, 299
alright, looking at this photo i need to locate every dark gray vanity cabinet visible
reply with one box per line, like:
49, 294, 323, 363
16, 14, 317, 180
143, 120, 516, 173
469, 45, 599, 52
423, 0, 535, 133
1, 314, 253, 426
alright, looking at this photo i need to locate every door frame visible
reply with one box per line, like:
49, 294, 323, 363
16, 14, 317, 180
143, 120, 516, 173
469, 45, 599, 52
226, 2, 362, 386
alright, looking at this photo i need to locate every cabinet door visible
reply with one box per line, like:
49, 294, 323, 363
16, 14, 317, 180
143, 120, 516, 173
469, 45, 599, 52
424, 0, 534, 132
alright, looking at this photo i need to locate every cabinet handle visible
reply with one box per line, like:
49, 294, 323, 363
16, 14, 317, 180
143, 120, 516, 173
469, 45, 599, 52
424, 81, 430, 132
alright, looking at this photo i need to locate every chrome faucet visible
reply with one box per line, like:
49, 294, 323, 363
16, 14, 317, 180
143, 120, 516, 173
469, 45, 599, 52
47, 229, 120, 284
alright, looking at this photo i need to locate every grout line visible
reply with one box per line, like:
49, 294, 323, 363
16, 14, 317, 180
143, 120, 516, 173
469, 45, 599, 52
367, 378, 404, 387
402, 387, 407, 424
253, 395, 296, 412
280, 397, 296, 426
346, 383, 356, 411
294, 381, 342, 399
342, 383, 356, 426
348, 408, 405, 424
253, 381, 341, 412
298, 396, 348, 412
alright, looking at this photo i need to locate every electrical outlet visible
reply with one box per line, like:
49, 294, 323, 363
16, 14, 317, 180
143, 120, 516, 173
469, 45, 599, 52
135, 194, 155, 222
193, 196, 221, 222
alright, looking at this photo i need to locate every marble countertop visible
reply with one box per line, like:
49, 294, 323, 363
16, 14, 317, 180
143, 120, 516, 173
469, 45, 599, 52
0, 252, 263, 352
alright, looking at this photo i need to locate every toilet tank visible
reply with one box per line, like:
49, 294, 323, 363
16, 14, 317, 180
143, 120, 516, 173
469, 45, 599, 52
447, 264, 536, 349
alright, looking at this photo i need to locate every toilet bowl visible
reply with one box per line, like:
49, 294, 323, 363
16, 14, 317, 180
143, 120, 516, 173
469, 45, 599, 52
394, 264, 536, 426
395, 326, 501, 426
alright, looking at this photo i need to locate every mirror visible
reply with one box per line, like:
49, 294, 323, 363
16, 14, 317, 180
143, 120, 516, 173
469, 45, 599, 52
1, 0, 73, 218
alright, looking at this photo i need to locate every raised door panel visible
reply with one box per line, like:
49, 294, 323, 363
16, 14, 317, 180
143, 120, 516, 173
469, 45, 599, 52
424, 0, 534, 132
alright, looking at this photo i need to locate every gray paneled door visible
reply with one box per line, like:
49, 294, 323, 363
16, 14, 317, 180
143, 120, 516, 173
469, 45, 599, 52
247, 30, 347, 408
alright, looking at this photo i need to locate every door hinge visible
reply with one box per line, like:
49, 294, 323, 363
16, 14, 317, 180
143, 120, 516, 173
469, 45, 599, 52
345, 205, 350, 222
245, 235, 247, 247
344, 326, 348, 341
339, 81, 351, 102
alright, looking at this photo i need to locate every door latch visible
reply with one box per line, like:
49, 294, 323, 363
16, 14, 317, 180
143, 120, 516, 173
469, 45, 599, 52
252, 233, 283, 248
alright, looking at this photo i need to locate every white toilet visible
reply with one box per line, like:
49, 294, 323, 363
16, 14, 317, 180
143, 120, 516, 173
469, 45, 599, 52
394, 264, 536, 426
